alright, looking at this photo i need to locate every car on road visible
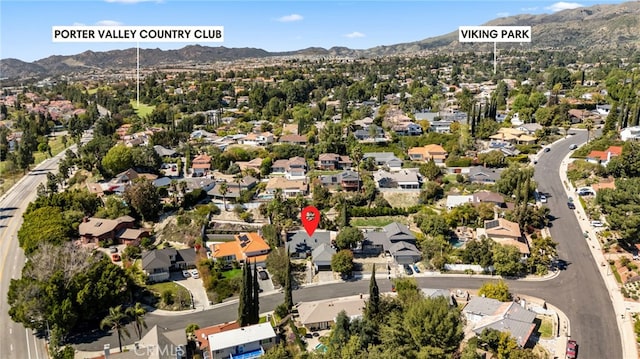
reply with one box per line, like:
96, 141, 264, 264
567, 202, 576, 210
403, 264, 413, 275
569, 144, 578, 150
304, 333, 313, 339
312, 332, 320, 337
540, 194, 547, 203
566, 339, 578, 358
544, 147, 551, 152
182, 270, 190, 278
190, 269, 200, 279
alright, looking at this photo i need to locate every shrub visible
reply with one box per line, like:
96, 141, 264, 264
161, 289, 174, 305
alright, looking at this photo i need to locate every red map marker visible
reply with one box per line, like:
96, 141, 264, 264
301, 205, 320, 237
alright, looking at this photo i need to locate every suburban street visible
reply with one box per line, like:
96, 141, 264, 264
0, 152, 71, 359
71, 130, 623, 358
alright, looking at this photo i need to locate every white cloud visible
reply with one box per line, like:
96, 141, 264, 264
545, 2, 583, 12
521, 6, 539, 11
95, 20, 123, 26
276, 14, 303, 22
344, 31, 365, 39
496, 12, 510, 17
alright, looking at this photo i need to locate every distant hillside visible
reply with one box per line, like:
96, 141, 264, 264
2, 1, 640, 80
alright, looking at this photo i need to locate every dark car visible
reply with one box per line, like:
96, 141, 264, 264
544, 147, 551, 152
258, 270, 269, 280
403, 264, 413, 275
566, 339, 578, 359
567, 202, 576, 210
304, 333, 313, 339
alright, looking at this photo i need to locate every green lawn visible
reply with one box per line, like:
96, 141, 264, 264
146, 281, 192, 310
222, 268, 242, 279
537, 317, 554, 339
130, 100, 156, 117
0, 136, 69, 194
351, 216, 409, 227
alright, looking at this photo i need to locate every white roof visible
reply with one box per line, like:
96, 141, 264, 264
446, 195, 474, 209
208, 323, 276, 351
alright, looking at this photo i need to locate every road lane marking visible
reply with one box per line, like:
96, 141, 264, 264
32, 330, 40, 359
25, 329, 31, 359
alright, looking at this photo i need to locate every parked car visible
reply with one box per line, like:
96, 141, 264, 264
190, 269, 200, 279
567, 202, 576, 210
540, 194, 547, 203
566, 339, 578, 359
413, 264, 420, 273
258, 270, 269, 280
403, 264, 413, 275
312, 332, 320, 337
569, 144, 578, 150
544, 147, 551, 152
590, 220, 604, 227
109, 247, 118, 253
304, 333, 313, 339
182, 270, 190, 278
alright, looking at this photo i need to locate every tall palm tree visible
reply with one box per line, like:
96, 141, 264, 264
233, 172, 244, 197
584, 117, 594, 143
125, 303, 148, 340
219, 182, 228, 211
100, 305, 130, 353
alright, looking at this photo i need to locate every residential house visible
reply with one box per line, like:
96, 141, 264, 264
194, 322, 241, 358
240, 132, 274, 146
586, 146, 623, 166
286, 230, 332, 259
392, 122, 423, 136
467, 166, 504, 184
430, 121, 454, 134
312, 243, 336, 271
190, 129, 219, 143
206, 322, 277, 359
278, 134, 308, 146
354, 126, 386, 142
621, 126, 640, 141
373, 169, 421, 189
360, 222, 421, 264
568, 109, 585, 124
362, 152, 403, 171
319, 170, 361, 191
515, 123, 542, 135
105, 168, 158, 193
236, 158, 263, 173
317, 153, 352, 170
207, 176, 258, 202
211, 232, 271, 266
264, 177, 308, 198
153, 145, 179, 158
141, 248, 197, 283
596, 104, 611, 116
476, 218, 529, 257
463, 296, 537, 348
297, 297, 366, 331
78, 215, 149, 245
191, 154, 212, 176
489, 127, 536, 145
407, 144, 448, 166
446, 191, 505, 210
271, 157, 307, 180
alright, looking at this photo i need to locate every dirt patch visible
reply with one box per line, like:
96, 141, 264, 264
382, 191, 421, 208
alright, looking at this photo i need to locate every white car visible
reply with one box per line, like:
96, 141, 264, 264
540, 194, 547, 203
590, 220, 604, 227
182, 270, 190, 278
190, 269, 200, 279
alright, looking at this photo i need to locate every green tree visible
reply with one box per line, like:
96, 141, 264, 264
284, 247, 293, 311
335, 226, 364, 250
329, 310, 352, 349
17, 207, 71, 254
365, 265, 380, 321
219, 182, 228, 211
478, 280, 512, 302
125, 303, 147, 340
419, 159, 442, 181
251, 261, 260, 325
492, 245, 525, 277
95, 195, 131, 219
15, 140, 35, 173
123, 178, 161, 221
262, 343, 293, 359
331, 249, 354, 277
101, 144, 133, 177
100, 305, 131, 353
403, 296, 464, 354
238, 263, 252, 326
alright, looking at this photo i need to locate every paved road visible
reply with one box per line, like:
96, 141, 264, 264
0, 152, 71, 359
534, 130, 620, 359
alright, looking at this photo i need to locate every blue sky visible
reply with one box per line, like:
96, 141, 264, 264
0, 0, 630, 62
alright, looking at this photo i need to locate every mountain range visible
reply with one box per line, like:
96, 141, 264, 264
2, 1, 640, 80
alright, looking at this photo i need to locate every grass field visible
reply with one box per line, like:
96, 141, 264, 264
222, 268, 242, 279
130, 100, 156, 117
0, 136, 68, 194
350, 216, 410, 227
537, 316, 555, 339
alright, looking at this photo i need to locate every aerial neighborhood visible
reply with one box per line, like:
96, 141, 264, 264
2, 3, 640, 359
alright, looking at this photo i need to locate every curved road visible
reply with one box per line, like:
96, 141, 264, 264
73, 130, 621, 358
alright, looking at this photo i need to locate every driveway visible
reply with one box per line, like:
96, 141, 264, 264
169, 272, 211, 310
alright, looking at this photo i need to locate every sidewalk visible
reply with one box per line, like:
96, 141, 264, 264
558, 151, 638, 359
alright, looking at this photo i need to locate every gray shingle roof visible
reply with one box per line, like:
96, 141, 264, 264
312, 243, 336, 262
